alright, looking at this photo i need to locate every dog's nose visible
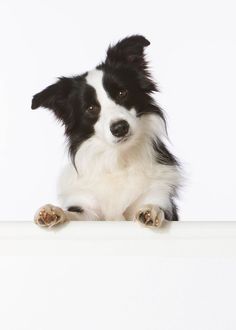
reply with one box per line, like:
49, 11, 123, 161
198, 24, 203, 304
110, 120, 130, 138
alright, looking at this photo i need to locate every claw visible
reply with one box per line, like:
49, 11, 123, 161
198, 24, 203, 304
135, 206, 164, 228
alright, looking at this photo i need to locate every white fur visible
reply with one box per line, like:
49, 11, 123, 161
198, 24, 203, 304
57, 69, 180, 220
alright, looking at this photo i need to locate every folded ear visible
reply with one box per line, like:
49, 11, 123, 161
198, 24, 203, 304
31, 77, 74, 120
105, 35, 150, 67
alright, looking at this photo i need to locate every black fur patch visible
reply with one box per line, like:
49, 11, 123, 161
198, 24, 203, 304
152, 139, 179, 166
67, 206, 83, 213
31, 74, 101, 166
170, 201, 179, 221
163, 201, 179, 221
105, 35, 151, 71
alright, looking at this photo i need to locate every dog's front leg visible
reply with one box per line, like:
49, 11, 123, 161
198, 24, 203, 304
124, 203, 166, 228
124, 188, 178, 227
34, 203, 101, 228
34, 204, 84, 228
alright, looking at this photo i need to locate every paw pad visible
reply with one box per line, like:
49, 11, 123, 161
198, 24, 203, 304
34, 205, 66, 228
135, 205, 165, 228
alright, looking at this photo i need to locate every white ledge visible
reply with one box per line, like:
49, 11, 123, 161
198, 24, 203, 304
0, 221, 236, 256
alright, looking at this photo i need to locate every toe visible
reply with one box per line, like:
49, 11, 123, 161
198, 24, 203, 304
34, 205, 66, 227
154, 209, 165, 227
135, 206, 165, 228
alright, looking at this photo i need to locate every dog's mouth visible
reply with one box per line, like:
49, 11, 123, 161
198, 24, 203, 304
116, 133, 132, 144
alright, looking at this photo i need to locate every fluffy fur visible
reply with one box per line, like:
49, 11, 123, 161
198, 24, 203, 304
32, 35, 181, 226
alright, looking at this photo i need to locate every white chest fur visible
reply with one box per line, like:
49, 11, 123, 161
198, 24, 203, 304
57, 134, 180, 220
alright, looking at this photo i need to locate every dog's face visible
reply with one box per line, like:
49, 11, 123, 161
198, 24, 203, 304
32, 35, 163, 160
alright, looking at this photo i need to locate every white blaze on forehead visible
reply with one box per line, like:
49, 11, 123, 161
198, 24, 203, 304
86, 69, 114, 108
85, 68, 139, 145
85, 68, 133, 123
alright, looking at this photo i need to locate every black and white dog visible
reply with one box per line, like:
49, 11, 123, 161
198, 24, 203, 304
32, 35, 181, 228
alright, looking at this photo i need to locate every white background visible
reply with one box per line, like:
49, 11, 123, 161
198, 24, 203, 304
0, 0, 236, 221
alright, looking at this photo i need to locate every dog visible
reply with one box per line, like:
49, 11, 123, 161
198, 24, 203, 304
31, 35, 181, 228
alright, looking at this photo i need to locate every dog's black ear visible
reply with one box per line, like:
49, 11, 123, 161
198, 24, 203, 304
105, 35, 150, 68
31, 77, 74, 121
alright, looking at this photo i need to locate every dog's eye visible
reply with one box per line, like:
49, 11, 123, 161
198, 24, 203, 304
86, 105, 100, 115
118, 90, 128, 99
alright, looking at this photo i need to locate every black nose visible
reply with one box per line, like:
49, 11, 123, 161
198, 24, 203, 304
110, 120, 130, 138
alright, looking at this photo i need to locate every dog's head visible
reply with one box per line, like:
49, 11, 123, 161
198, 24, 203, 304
32, 35, 165, 161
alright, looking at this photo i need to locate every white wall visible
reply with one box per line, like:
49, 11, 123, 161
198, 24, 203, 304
0, 0, 235, 221
1, 256, 236, 330
1, 221, 236, 330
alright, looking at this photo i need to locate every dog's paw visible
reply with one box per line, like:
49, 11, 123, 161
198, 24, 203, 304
135, 205, 165, 228
34, 204, 67, 228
